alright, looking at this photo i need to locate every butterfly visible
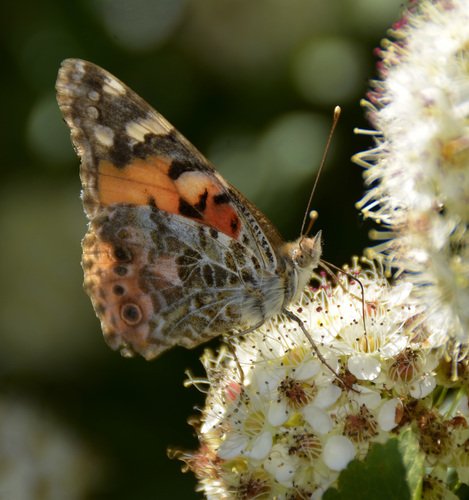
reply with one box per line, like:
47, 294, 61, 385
56, 59, 322, 361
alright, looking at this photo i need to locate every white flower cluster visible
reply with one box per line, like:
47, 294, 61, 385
180, 260, 468, 498
354, 0, 469, 349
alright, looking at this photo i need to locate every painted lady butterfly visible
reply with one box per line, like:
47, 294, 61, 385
56, 59, 322, 361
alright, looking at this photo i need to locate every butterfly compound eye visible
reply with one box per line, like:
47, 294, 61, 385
295, 232, 322, 269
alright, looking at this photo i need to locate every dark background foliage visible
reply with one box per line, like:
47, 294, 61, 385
0, 0, 403, 497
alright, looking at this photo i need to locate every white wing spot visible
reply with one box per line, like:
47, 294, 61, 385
126, 117, 172, 142
88, 90, 100, 102
87, 106, 99, 120
71, 60, 85, 81
95, 125, 114, 147
125, 121, 149, 142
102, 76, 126, 96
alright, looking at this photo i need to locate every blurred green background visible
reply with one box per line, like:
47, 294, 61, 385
0, 0, 403, 498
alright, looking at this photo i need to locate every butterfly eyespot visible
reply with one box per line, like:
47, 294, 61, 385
117, 229, 130, 240
114, 265, 128, 276
114, 246, 132, 262
120, 303, 142, 325
113, 284, 125, 296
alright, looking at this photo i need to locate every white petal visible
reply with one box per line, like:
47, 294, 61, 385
253, 366, 286, 396
267, 399, 289, 426
272, 461, 296, 486
264, 444, 298, 486
247, 431, 272, 460
217, 433, 248, 459
410, 374, 436, 399
312, 486, 328, 500
311, 326, 336, 346
351, 386, 381, 410
456, 395, 469, 417
314, 384, 342, 409
386, 282, 413, 306
201, 401, 225, 433
322, 435, 356, 471
302, 405, 333, 435
348, 354, 381, 380
380, 333, 408, 357
295, 358, 321, 380
378, 398, 403, 431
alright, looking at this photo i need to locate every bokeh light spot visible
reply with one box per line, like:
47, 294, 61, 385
0, 183, 101, 374
257, 112, 330, 185
180, 0, 336, 81
292, 37, 365, 104
27, 94, 75, 166
0, 398, 101, 499
209, 112, 331, 212
344, 0, 403, 36
91, 0, 187, 51
209, 133, 262, 200
19, 28, 81, 91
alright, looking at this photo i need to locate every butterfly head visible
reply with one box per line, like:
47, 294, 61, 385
281, 230, 322, 303
292, 230, 322, 270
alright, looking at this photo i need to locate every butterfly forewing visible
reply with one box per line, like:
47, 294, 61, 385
56, 59, 302, 359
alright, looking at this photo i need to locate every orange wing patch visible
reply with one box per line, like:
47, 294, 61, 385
82, 238, 155, 357
97, 157, 240, 239
98, 157, 177, 207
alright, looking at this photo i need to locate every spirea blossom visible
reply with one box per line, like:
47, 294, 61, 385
179, 260, 469, 498
354, 0, 469, 349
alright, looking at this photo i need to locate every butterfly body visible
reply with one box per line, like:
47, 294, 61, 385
56, 59, 321, 360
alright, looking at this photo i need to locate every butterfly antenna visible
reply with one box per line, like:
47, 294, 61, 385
304, 210, 319, 236
319, 258, 368, 342
300, 106, 341, 237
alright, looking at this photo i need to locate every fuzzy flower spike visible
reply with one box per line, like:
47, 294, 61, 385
354, 0, 469, 358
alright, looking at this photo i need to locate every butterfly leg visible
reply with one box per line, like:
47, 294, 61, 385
234, 320, 266, 337
221, 320, 267, 385
319, 259, 368, 341
282, 309, 356, 392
